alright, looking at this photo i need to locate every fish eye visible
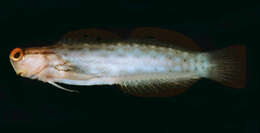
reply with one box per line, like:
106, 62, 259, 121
10, 48, 24, 61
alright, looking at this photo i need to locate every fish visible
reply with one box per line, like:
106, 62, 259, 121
9, 27, 246, 97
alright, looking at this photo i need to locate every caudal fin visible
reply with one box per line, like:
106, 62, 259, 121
208, 45, 246, 88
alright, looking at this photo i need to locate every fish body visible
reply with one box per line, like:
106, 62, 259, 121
53, 40, 208, 84
9, 28, 246, 97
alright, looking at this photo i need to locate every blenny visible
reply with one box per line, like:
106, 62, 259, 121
9, 27, 246, 97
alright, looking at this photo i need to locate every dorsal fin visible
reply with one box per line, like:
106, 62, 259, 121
63, 28, 121, 41
130, 27, 200, 51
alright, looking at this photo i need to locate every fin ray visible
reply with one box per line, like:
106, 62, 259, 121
130, 27, 200, 51
208, 45, 246, 88
118, 74, 199, 97
63, 28, 120, 41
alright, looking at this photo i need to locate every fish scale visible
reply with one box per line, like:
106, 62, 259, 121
54, 40, 205, 78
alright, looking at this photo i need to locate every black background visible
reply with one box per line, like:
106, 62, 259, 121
0, 0, 259, 132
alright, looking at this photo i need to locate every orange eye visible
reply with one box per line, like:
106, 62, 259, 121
10, 48, 24, 61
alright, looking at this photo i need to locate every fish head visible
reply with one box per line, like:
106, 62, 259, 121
9, 47, 50, 79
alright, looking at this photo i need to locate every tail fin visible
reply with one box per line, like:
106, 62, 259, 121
208, 45, 246, 88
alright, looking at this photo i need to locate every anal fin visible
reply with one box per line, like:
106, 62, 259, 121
119, 78, 198, 97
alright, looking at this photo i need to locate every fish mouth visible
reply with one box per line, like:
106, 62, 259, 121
17, 71, 37, 79
17, 72, 23, 76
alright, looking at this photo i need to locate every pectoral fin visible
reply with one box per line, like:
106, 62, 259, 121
53, 63, 100, 80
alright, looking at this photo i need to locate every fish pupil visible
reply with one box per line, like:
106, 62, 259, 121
14, 52, 20, 59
